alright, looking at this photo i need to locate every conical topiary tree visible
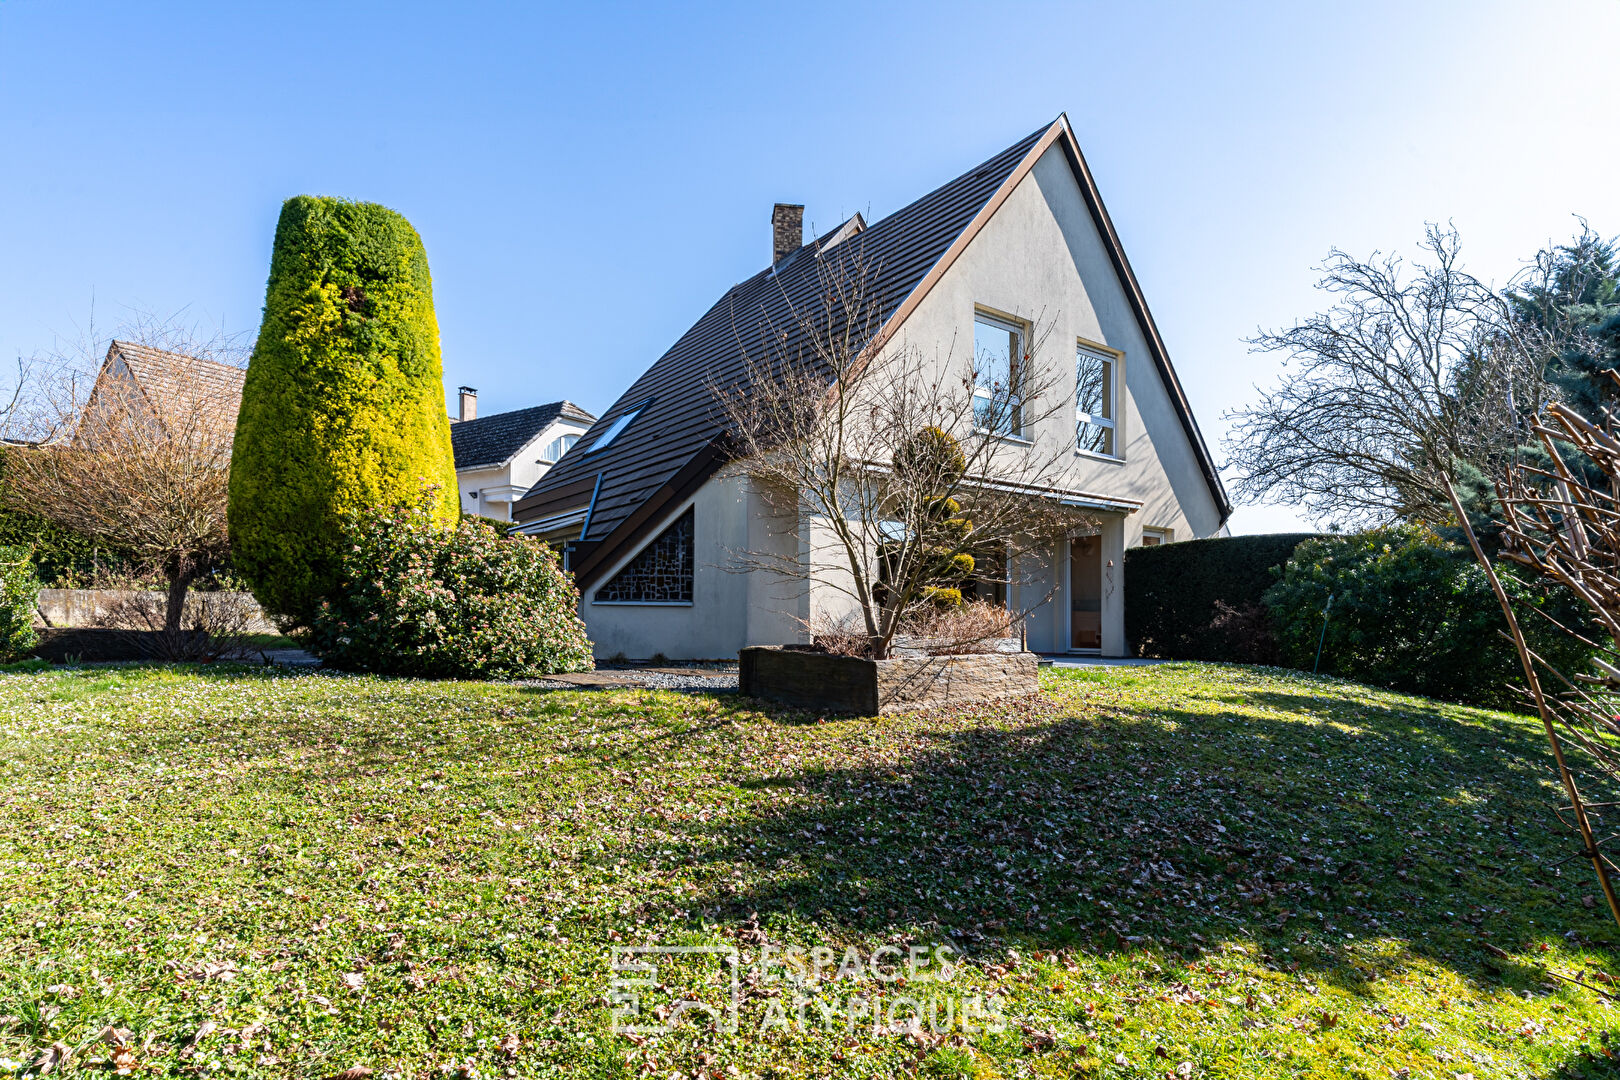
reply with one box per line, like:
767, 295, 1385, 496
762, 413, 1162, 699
229, 196, 459, 625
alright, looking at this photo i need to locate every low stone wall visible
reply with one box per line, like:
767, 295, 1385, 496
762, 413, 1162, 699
33, 589, 276, 632
738, 646, 1039, 715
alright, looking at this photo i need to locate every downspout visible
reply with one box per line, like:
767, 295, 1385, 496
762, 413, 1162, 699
564, 471, 606, 577
580, 472, 606, 541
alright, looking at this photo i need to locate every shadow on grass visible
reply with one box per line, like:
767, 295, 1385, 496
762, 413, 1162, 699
635, 674, 1616, 1006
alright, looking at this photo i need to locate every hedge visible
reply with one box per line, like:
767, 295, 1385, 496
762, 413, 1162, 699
1125, 533, 1318, 660
229, 196, 459, 625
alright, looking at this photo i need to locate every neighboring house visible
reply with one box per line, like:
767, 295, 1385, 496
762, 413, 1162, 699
512, 115, 1231, 659
448, 387, 596, 522
80, 339, 245, 443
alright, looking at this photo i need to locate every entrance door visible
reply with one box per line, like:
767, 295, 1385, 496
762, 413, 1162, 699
1069, 535, 1102, 651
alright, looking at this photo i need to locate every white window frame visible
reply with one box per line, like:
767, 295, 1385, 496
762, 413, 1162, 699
973, 310, 1028, 440
1140, 526, 1171, 547
1075, 340, 1120, 460
541, 432, 581, 463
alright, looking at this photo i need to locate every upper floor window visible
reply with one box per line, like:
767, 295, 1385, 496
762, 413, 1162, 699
973, 313, 1026, 437
1076, 344, 1117, 457
1140, 527, 1171, 547
541, 432, 581, 463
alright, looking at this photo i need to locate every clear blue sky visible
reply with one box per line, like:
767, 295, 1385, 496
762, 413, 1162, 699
3, 0, 1616, 533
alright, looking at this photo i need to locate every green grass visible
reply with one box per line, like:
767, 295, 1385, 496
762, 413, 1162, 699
1, 662, 1618, 1078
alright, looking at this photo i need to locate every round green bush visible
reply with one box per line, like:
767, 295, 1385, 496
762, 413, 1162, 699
1264, 525, 1592, 708
305, 498, 593, 679
229, 196, 458, 625
0, 544, 40, 662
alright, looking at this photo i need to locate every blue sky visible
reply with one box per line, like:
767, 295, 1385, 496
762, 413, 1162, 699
3, 0, 1617, 534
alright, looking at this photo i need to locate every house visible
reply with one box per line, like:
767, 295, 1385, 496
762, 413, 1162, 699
448, 387, 596, 521
80, 339, 246, 442
513, 115, 1231, 659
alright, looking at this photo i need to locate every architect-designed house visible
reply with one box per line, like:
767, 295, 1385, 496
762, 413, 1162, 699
449, 387, 596, 521
514, 116, 1231, 659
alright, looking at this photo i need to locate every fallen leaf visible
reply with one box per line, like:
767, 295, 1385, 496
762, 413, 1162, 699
28, 1043, 71, 1074
331, 1068, 373, 1080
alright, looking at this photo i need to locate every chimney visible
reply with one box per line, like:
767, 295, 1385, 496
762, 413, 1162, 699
457, 386, 478, 422
771, 203, 804, 264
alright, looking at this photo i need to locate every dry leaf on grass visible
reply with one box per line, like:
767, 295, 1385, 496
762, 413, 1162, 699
330, 1067, 373, 1080
27, 1042, 71, 1074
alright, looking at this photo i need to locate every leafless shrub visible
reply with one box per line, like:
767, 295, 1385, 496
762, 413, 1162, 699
804, 611, 874, 658
714, 242, 1081, 659
898, 600, 1017, 655
95, 589, 260, 662
1449, 392, 1620, 933
1, 313, 246, 632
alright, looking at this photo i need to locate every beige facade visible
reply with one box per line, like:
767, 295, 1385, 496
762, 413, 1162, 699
577, 136, 1225, 660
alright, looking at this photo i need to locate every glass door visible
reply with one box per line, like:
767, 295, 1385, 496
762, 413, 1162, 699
1069, 535, 1102, 651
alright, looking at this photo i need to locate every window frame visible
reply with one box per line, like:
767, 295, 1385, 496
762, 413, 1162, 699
1075, 338, 1122, 461
541, 432, 582, 463
1139, 526, 1171, 547
972, 309, 1030, 441
590, 504, 696, 607
586, 399, 652, 456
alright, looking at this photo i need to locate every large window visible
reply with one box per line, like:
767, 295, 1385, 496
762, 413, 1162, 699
593, 507, 694, 604
973, 313, 1025, 437
1076, 344, 1117, 457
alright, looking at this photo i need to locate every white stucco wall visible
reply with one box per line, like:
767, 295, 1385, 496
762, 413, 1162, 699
575, 140, 1223, 660
580, 471, 804, 660
877, 141, 1224, 545
458, 417, 592, 521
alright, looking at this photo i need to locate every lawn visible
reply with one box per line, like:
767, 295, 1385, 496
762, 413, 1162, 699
1, 662, 1618, 1079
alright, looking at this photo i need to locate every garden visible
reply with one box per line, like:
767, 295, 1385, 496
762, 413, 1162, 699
3, 661, 1618, 1078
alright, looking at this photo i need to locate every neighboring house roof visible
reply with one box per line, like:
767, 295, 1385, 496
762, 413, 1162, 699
514, 115, 1231, 589
450, 401, 597, 471
104, 339, 247, 432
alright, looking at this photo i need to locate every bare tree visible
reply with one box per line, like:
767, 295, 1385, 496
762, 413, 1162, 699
1226, 225, 1560, 528
1, 315, 246, 634
714, 242, 1085, 659
1445, 395, 1620, 935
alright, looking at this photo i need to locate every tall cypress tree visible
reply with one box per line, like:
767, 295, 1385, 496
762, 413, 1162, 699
229, 196, 459, 624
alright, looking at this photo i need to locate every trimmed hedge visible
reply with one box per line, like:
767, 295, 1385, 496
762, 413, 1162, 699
1125, 533, 1318, 660
1265, 527, 1592, 709
229, 196, 459, 625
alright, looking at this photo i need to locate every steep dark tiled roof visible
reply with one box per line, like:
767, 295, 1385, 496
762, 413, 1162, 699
515, 116, 1230, 588
451, 401, 596, 470
515, 127, 1047, 545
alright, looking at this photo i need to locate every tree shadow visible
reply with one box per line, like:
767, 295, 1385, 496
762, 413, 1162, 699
634, 678, 1617, 1006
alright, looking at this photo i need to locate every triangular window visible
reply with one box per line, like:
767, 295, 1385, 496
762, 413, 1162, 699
593, 507, 694, 604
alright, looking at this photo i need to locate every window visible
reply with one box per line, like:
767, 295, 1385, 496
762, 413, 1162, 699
593, 507, 694, 604
1076, 344, 1117, 456
587, 400, 650, 455
542, 432, 581, 463
973, 313, 1025, 437
1140, 527, 1170, 547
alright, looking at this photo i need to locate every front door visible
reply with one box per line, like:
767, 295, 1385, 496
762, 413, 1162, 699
1069, 534, 1102, 651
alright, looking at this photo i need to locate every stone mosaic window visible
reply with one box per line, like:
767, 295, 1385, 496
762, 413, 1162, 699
594, 507, 694, 603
